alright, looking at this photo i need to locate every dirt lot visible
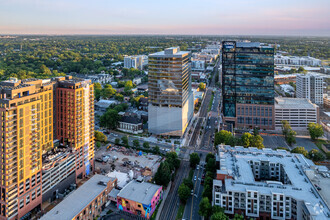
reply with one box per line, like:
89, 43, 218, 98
94, 145, 163, 180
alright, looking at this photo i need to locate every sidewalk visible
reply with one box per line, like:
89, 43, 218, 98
155, 181, 172, 220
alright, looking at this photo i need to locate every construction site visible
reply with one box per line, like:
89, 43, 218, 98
94, 145, 163, 186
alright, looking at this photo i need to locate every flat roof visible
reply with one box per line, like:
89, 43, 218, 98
275, 97, 318, 110
41, 175, 115, 220
117, 181, 161, 205
216, 145, 330, 219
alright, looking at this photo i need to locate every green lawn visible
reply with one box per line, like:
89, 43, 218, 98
176, 203, 185, 220
208, 93, 214, 112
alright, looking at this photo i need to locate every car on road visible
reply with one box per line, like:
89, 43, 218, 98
95, 158, 103, 163
102, 155, 110, 163
191, 189, 194, 195
194, 176, 197, 181
314, 184, 321, 190
196, 165, 199, 170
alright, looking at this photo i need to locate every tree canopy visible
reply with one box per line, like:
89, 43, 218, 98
307, 123, 324, 140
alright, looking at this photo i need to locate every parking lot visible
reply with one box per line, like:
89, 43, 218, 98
262, 135, 289, 149
310, 173, 330, 208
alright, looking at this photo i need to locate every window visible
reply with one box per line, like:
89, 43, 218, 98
26, 195, 30, 205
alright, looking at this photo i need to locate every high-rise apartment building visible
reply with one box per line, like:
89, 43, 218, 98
0, 76, 94, 220
222, 41, 275, 130
0, 78, 54, 219
296, 73, 324, 105
56, 77, 95, 178
213, 145, 330, 219
148, 47, 193, 136
124, 55, 147, 70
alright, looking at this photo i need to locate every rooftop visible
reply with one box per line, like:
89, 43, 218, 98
149, 47, 189, 58
40, 175, 116, 220
217, 145, 330, 219
117, 181, 161, 205
275, 97, 318, 110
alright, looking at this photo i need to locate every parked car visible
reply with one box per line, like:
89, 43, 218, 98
314, 184, 321, 190
194, 176, 197, 181
102, 155, 110, 163
95, 158, 103, 163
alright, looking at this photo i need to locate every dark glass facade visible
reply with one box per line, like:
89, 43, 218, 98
222, 41, 274, 117
222, 41, 274, 129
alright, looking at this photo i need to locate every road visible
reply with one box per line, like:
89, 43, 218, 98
182, 156, 205, 220
159, 161, 190, 220
182, 57, 221, 220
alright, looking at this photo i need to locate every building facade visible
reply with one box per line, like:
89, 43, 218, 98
124, 55, 147, 70
148, 47, 194, 136
296, 73, 324, 105
0, 78, 54, 219
56, 77, 95, 179
222, 41, 275, 130
118, 116, 143, 134
117, 181, 162, 219
40, 175, 117, 220
0, 76, 95, 220
213, 145, 330, 220
275, 97, 319, 131
274, 55, 322, 66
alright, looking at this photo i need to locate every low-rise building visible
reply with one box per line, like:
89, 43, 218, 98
133, 77, 142, 85
324, 94, 330, 109
118, 115, 143, 134
139, 97, 148, 111
117, 181, 162, 219
192, 60, 205, 71
275, 54, 322, 66
275, 97, 319, 131
41, 175, 117, 220
213, 145, 330, 220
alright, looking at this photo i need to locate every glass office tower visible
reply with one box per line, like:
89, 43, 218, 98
148, 47, 194, 136
222, 41, 275, 130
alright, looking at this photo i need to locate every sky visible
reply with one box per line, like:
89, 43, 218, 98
0, 0, 329, 36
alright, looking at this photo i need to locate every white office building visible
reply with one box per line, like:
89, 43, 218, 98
296, 73, 324, 105
148, 47, 194, 137
275, 97, 319, 131
213, 145, 330, 220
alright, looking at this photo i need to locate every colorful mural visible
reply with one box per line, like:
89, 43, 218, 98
117, 186, 163, 219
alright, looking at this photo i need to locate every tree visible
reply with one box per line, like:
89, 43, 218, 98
198, 82, 206, 91
214, 130, 233, 146
233, 213, 244, 220
251, 135, 264, 149
154, 161, 171, 187
202, 184, 213, 201
133, 139, 140, 148
308, 123, 324, 140
189, 153, 200, 168
291, 147, 308, 157
115, 138, 120, 145
154, 145, 160, 154
199, 197, 212, 219
286, 129, 297, 146
114, 93, 124, 101
211, 211, 229, 220
96, 142, 101, 148
94, 83, 102, 101
143, 142, 150, 149
308, 149, 325, 161
121, 136, 129, 146
101, 84, 116, 99
178, 183, 190, 203
206, 158, 216, 173
166, 152, 181, 170
94, 130, 107, 142
282, 120, 296, 146
125, 80, 133, 89
206, 153, 215, 163
100, 109, 119, 129
241, 133, 253, 147
183, 178, 193, 190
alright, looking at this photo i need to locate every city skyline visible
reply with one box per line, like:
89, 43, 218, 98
0, 0, 329, 36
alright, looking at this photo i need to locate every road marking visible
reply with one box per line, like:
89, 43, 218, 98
190, 167, 201, 220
